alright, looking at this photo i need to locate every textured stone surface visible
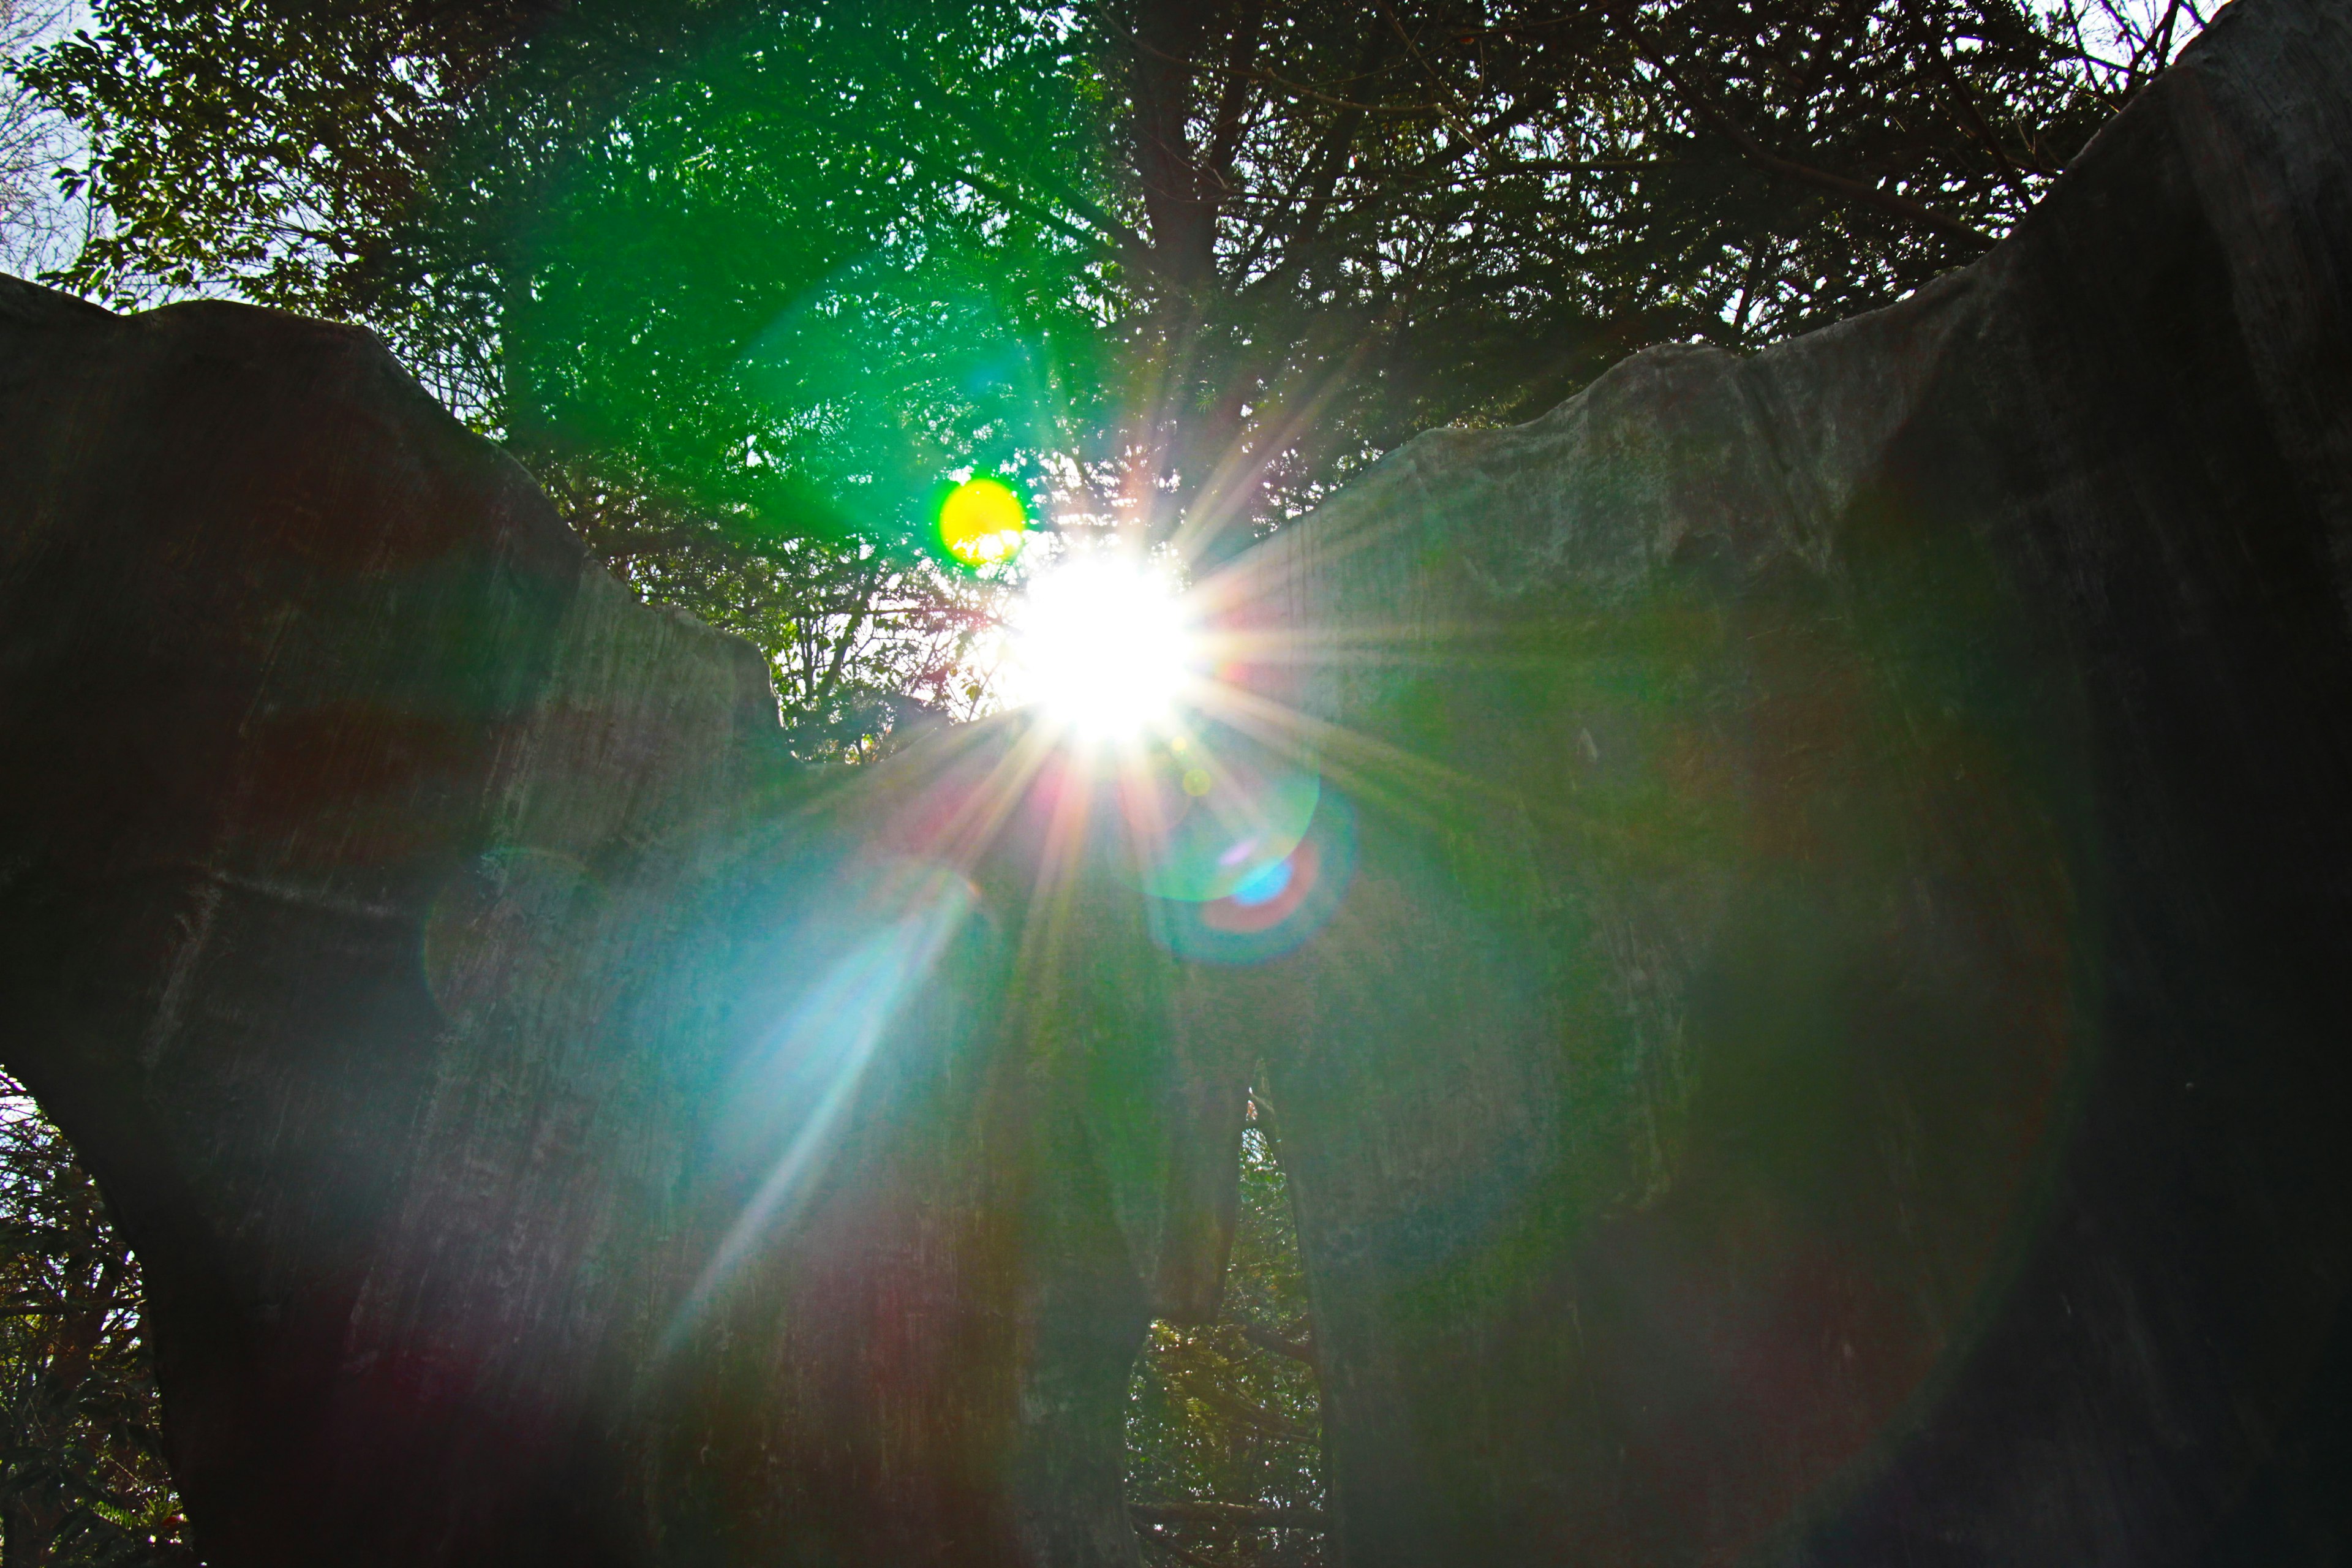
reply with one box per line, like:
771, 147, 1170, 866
4, 0, 2352, 1563
0, 285, 1242, 1567
1221, 0, 2352, 1561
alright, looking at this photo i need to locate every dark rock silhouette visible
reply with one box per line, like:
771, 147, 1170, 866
4, 0, 2352, 1563
1222, 3, 2352, 1562
0, 282, 1245, 1566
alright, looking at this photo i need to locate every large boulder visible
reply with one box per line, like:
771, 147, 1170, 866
0, 284, 1242, 1566
1226, 0, 2352, 1562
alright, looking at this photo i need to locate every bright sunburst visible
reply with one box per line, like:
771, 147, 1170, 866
1005, 550, 1200, 741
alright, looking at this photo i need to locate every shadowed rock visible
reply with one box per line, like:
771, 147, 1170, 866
4, 0, 2352, 1564
0, 284, 1244, 1567
1219, 1, 2352, 1561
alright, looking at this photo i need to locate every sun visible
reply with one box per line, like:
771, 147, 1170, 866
1005, 550, 1200, 741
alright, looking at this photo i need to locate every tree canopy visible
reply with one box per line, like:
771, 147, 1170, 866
17, 0, 2206, 757
0, 1081, 189, 1568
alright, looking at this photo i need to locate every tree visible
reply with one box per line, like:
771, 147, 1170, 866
26, 0, 1045, 758
1126, 1093, 1325, 1567
0, 0, 80, 276
371, 0, 2128, 555
0, 1079, 190, 1568
16, 0, 562, 314
420, 0, 2211, 535
19, 1, 2206, 760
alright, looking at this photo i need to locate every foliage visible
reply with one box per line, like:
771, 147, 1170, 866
376, 0, 2163, 547
1126, 1096, 1325, 1566
16, 1, 2209, 758
404, 0, 1109, 751
0, 1081, 189, 1568
14, 0, 562, 310
0, 0, 80, 276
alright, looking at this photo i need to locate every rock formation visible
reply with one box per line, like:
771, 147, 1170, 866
1222, 1, 2352, 1561
3, 0, 2351, 1564
0, 281, 1244, 1566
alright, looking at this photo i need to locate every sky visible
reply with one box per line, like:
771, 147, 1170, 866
0, 0, 85, 279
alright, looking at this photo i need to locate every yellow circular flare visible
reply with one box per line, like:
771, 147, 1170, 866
940, 476, 1028, 566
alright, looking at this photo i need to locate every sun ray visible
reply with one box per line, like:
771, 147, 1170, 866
666, 480, 1574, 1359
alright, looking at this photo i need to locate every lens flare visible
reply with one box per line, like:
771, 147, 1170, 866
1141, 767, 1319, 903
939, 475, 1029, 566
1149, 788, 1357, 965
1008, 552, 1199, 740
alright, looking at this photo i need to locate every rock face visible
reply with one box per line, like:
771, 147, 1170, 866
0, 285, 1246, 1566
1227, 1, 2352, 1562
3, 0, 2352, 1564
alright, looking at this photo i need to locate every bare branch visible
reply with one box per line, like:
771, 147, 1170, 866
1130, 1499, 1327, 1531
1637, 42, 1994, 249
1235, 1319, 1321, 1370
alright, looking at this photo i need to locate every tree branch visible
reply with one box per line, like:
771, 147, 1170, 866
1376, 0, 1489, 154
1202, 0, 1264, 190
806, 562, 883, 718
864, 34, 1161, 276
1929, 36, 2040, 194
1135, 1528, 1219, 1567
1637, 44, 1994, 249
1257, 29, 1387, 293
1130, 1499, 1327, 1531
1158, 1358, 1317, 1444
1235, 1319, 1320, 1370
